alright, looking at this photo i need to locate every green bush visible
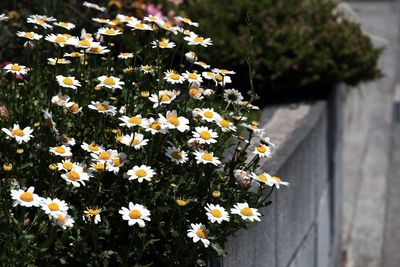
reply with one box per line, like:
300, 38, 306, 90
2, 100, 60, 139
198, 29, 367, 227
163, 0, 383, 97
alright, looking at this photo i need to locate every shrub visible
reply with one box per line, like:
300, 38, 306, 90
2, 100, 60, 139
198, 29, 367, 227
0, 3, 287, 266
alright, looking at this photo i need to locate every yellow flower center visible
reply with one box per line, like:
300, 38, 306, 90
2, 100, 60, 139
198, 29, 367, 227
78, 39, 91, 47
59, 22, 70, 27
256, 145, 267, 153
129, 209, 142, 219
89, 47, 102, 53
195, 229, 208, 239
88, 144, 99, 151
48, 202, 59, 211
96, 104, 108, 111
135, 23, 145, 29
67, 171, 80, 181
211, 209, 222, 218
163, 23, 172, 29
220, 119, 230, 128
132, 139, 140, 145
160, 94, 171, 102
55, 146, 65, 154
189, 88, 200, 97
103, 77, 116, 86
135, 169, 147, 177
129, 116, 141, 124
10, 65, 22, 71
171, 151, 182, 159
63, 77, 74, 85
182, 18, 192, 23
55, 36, 66, 43
95, 163, 105, 171
19, 192, 33, 202
169, 73, 180, 80
36, 19, 45, 25
70, 52, 81, 57
159, 41, 168, 47
188, 73, 198, 80
167, 116, 180, 126
273, 176, 282, 183
87, 208, 101, 215
258, 175, 267, 181
194, 37, 204, 43
24, 32, 34, 38
99, 152, 111, 160
143, 66, 151, 71
176, 198, 188, 206
240, 207, 253, 216
203, 111, 213, 118
201, 153, 213, 161
57, 214, 66, 225
105, 29, 116, 35
63, 162, 73, 170
11, 128, 25, 137
200, 131, 211, 140
113, 158, 121, 166
150, 122, 161, 130
69, 103, 79, 113
57, 59, 66, 63
215, 74, 223, 81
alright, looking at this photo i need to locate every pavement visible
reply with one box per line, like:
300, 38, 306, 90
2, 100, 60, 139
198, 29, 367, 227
341, 1, 400, 267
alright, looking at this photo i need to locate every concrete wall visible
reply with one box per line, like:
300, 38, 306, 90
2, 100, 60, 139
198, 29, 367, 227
221, 89, 342, 267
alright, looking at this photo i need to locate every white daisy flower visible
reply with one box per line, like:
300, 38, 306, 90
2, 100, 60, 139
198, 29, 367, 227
194, 61, 210, 69
144, 15, 164, 25
89, 162, 106, 173
61, 166, 91, 187
185, 51, 198, 63
127, 21, 153, 31
86, 45, 110, 55
269, 176, 290, 189
81, 142, 105, 154
91, 149, 118, 164
191, 126, 218, 144
45, 34, 70, 47
193, 150, 221, 166
27, 17, 53, 29
120, 133, 149, 149
97, 27, 122, 36
188, 86, 204, 100
148, 90, 178, 108
54, 21, 75, 30
48, 58, 71, 65
241, 122, 265, 135
127, 165, 155, 183
65, 101, 83, 114
158, 110, 190, 132
140, 65, 154, 74
231, 202, 261, 222
57, 160, 79, 172
10, 186, 42, 207
58, 134, 76, 146
250, 172, 273, 185
106, 152, 127, 174
212, 68, 236, 75
196, 108, 220, 123
216, 118, 237, 132
2, 124, 33, 144
224, 89, 244, 105
164, 70, 185, 84
117, 14, 139, 24
176, 16, 199, 27
253, 144, 272, 158
151, 39, 176, 49
83, 1, 106, 12
56, 75, 81, 89
159, 22, 180, 34
183, 71, 203, 84
64, 52, 84, 58
119, 115, 144, 128
184, 33, 212, 47
118, 52, 133, 59
119, 203, 151, 227
52, 212, 75, 229
97, 76, 124, 90
68, 37, 100, 49
4, 63, 27, 75
165, 147, 189, 164
16, 31, 43, 40
51, 92, 70, 106
187, 223, 210, 248
41, 198, 69, 217
88, 101, 117, 116
49, 145, 72, 157
84, 208, 102, 224
205, 203, 230, 224
143, 117, 168, 135
43, 109, 58, 134
202, 71, 216, 80
92, 18, 114, 25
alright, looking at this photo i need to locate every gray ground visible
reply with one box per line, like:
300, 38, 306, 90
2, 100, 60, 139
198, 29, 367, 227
342, 1, 400, 267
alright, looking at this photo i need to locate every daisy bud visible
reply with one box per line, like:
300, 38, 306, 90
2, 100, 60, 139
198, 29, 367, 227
176, 198, 188, 206
23, 41, 34, 48
16, 148, 24, 154
212, 191, 221, 198
48, 163, 57, 171
3, 163, 13, 171
140, 91, 150, 98
34, 122, 40, 127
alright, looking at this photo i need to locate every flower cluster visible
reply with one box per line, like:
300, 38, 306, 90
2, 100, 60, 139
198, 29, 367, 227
0, 2, 288, 265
